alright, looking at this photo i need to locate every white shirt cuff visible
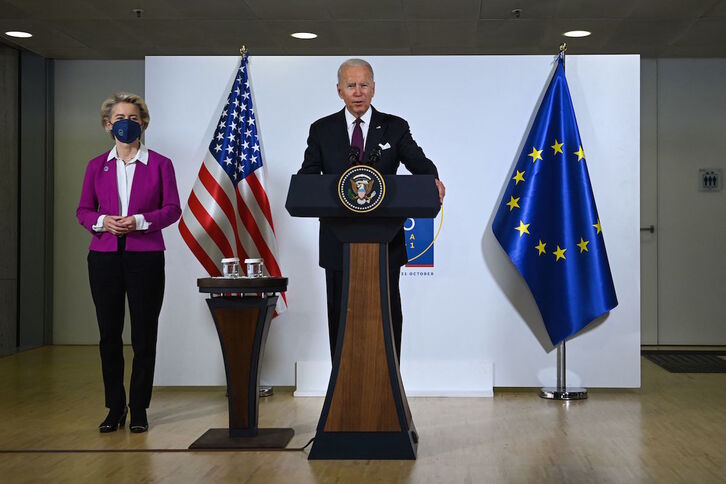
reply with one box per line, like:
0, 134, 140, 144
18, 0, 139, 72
135, 214, 151, 231
92, 215, 106, 232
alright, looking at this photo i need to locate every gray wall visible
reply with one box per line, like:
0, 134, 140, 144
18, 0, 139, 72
53, 60, 144, 344
644, 59, 726, 344
0, 45, 19, 356
19, 52, 54, 349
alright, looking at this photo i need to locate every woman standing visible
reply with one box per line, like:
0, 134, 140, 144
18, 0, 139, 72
77, 92, 181, 433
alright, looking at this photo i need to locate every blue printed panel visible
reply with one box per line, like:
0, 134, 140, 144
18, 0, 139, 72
404, 218, 434, 267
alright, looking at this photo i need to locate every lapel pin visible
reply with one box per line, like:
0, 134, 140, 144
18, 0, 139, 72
103, 166, 109, 172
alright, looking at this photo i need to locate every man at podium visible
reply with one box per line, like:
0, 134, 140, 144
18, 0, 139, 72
298, 58, 446, 361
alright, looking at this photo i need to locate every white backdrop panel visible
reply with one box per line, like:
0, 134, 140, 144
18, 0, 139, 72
145, 55, 640, 389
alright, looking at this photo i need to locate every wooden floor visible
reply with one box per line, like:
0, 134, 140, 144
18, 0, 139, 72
1, 347, 725, 483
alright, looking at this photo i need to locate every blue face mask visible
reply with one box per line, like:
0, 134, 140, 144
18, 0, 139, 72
111, 119, 142, 143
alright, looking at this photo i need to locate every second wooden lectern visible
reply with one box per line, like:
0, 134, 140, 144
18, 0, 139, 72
190, 277, 291, 450
286, 172, 440, 460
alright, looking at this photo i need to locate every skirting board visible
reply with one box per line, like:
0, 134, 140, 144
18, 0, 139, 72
294, 360, 494, 397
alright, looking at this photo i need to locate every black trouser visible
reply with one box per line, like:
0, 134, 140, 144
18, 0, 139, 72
325, 265, 403, 362
87, 241, 165, 411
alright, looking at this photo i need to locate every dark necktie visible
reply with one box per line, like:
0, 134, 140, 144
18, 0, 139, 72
351, 118, 364, 161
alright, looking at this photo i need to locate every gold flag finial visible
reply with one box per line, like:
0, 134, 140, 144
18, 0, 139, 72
240, 45, 248, 58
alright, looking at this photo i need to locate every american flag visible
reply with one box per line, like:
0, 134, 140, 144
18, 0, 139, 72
179, 55, 287, 314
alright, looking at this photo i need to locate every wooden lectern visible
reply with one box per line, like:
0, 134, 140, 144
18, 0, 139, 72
286, 173, 440, 460
190, 277, 292, 450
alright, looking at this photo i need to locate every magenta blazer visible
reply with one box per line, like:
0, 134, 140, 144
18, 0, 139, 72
77, 149, 181, 252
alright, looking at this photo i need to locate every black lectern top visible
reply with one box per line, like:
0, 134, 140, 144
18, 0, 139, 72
197, 277, 288, 294
286, 174, 440, 219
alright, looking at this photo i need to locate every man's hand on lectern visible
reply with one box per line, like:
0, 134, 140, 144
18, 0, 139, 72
435, 179, 446, 204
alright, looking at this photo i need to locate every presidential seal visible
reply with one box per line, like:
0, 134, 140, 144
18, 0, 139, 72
338, 165, 386, 213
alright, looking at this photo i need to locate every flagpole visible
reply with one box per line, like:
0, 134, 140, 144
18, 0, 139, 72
239, 42, 272, 399
539, 42, 588, 401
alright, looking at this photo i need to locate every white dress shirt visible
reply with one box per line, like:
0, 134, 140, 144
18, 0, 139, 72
92, 144, 151, 232
344, 107, 372, 146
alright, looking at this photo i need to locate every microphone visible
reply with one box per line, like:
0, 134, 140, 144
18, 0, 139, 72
368, 146, 382, 166
347, 146, 361, 166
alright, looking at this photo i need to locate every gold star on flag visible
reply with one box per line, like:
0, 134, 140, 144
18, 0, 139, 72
577, 237, 590, 253
535, 240, 547, 255
512, 170, 525, 185
551, 139, 564, 155
506, 196, 520, 211
593, 219, 602, 234
528, 147, 543, 163
515, 220, 530, 237
574, 145, 586, 161
553, 245, 566, 261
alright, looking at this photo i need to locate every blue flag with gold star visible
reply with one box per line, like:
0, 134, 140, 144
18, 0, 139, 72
492, 56, 618, 345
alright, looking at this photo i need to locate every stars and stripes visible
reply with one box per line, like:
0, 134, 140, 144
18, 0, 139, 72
179, 55, 287, 314
492, 55, 616, 345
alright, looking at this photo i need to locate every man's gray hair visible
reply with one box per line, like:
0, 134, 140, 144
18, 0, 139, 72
337, 58, 374, 84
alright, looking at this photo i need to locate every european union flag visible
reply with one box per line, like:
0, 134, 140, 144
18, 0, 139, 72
492, 56, 618, 345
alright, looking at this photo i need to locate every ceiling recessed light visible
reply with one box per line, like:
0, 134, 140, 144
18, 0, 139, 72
5, 31, 33, 38
291, 32, 317, 40
563, 30, 591, 38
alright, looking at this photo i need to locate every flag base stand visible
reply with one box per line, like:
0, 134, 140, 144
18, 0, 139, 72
539, 339, 588, 401
539, 387, 587, 400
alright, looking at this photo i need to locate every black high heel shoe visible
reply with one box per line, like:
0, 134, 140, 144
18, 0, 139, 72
129, 408, 148, 433
99, 406, 127, 433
